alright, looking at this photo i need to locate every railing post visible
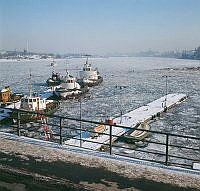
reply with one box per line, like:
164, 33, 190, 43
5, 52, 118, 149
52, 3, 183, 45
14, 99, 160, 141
79, 98, 82, 148
17, 111, 21, 136
59, 118, 62, 145
109, 125, 112, 155
165, 134, 169, 165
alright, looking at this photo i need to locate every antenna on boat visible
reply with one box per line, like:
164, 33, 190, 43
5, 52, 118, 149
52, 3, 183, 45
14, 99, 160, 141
29, 69, 32, 97
86, 57, 88, 65
65, 69, 69, 77
51, 59, 55, 73
26, 41, 29, 53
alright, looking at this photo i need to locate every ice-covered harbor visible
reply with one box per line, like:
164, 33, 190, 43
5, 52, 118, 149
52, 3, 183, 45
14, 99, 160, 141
0, 57, 200, 190
1, 56, 200, 169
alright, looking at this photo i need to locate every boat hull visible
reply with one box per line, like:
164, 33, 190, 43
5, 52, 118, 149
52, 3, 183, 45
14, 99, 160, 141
54, 86, 89, 100
46, 79, 62, 86
78, 76, 103, 87
11, 101, 60, 123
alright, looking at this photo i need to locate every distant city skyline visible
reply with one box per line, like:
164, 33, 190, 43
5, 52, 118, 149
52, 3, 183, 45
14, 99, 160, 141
1, 0, 200, 55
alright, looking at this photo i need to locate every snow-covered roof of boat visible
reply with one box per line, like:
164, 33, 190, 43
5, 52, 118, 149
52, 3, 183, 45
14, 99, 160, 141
1, 88, 7, 93
64, 73, 76, 80
22, 95, 42, 99
84, 63, 91, 67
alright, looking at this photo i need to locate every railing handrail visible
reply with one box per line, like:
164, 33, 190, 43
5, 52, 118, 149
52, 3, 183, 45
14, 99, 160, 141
2, 107, 200, 140
1, 107, 200, 170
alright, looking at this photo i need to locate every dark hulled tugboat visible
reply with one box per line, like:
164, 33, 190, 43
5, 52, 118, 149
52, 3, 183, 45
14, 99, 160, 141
46, 72, 63, 86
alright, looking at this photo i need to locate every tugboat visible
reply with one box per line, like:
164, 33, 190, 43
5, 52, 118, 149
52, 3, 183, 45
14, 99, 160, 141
78, 57, 103, 87
11, 73, 60, 122
11, 93, 60, 122
54, 70, 89, 99
46, 72, 63, 86
0, 86, 23, 107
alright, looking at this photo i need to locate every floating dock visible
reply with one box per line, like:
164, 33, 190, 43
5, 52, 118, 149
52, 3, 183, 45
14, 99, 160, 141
65, 93, 187, 150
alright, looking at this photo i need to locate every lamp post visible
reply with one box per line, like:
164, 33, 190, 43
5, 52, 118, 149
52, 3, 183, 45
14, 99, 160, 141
115, 85, 128, 123
162, 75, 169, 111
79, 97, 82, 147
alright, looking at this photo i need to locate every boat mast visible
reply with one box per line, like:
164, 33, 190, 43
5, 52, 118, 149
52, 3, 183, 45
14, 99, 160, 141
26, 41, 29, 53
29, 70, 32, 97
52, 59, 55, 73
86, 57, 88, 65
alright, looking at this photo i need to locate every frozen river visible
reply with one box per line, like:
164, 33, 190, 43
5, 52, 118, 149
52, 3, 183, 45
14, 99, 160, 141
1, 56, 200, 135
0, 57, 200, 165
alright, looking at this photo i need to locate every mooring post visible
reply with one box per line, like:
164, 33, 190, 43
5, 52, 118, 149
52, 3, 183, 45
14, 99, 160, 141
109, 125, 112, 155
165, 134, 169, 165
59, 117, 62, 145
17, 111, 21, 136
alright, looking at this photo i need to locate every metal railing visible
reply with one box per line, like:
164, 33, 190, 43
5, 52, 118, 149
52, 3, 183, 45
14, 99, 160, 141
1, 107, 200, 170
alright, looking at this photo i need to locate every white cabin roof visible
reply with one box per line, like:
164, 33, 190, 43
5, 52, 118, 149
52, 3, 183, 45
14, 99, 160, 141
1, 89, 7, 93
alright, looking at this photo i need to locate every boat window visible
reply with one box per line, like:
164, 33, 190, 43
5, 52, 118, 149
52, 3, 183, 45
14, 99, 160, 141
33, 99, 36, 102
25, 99, 28, 102
29, 99, 32, 102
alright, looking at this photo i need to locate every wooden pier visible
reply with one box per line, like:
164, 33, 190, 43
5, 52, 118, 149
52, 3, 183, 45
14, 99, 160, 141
65, 93, 187, 150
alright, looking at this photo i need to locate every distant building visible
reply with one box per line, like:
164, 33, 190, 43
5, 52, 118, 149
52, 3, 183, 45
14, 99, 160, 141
194, 47, 200, 59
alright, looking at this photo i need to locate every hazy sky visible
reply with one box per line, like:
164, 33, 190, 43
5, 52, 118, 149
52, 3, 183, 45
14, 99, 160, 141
0, 0, 200, 54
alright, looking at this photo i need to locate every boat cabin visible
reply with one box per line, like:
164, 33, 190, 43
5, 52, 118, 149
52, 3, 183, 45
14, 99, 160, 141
52, 72, 61, 81
80, 59, 99, 80
62, 71, 81, 90
83, 63, 92, 71
20, 96, 46, 111
0, 87, 11, 102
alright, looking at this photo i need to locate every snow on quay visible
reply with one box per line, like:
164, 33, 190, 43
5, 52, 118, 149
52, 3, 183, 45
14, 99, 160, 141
0, 132, 199, 190
65, 93, 187, 150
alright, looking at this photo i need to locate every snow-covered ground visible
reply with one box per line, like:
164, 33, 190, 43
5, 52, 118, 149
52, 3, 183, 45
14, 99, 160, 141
0, 132, 199, 190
